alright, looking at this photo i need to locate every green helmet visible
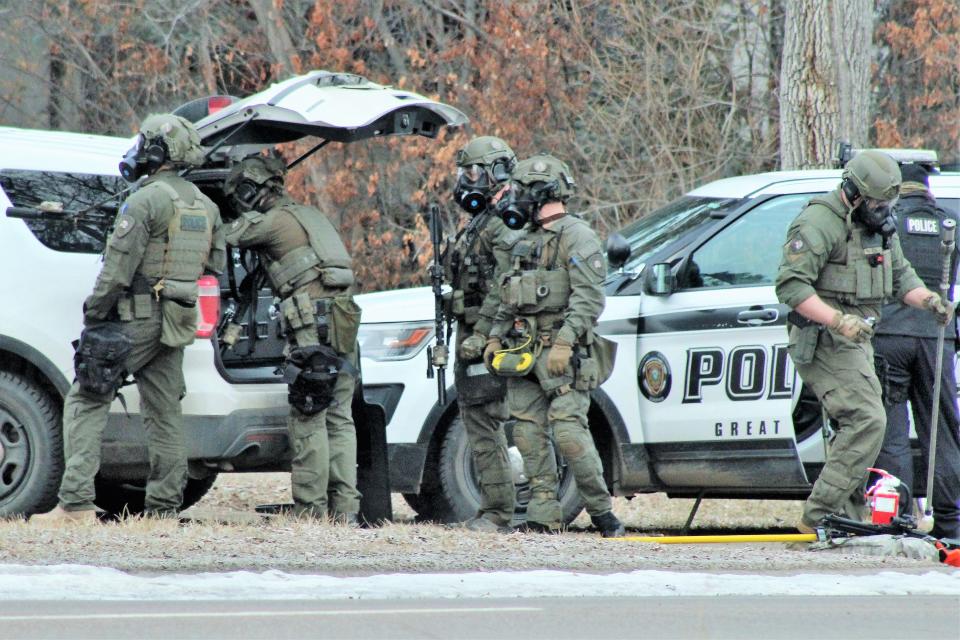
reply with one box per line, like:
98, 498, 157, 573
223, 155, 287, 195
456, 136, 516, 171
512, 153, 577, 203
842, 150, 901, 202
139, 114, 204, 166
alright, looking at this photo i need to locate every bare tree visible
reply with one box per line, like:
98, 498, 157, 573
779, 0, 872, 169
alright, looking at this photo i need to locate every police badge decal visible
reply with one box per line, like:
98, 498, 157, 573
638, 351, 671, 402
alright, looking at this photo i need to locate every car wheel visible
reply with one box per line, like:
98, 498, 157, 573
94, 473, 219, 516
437, 413, 583, 525
0, 372, 63, 517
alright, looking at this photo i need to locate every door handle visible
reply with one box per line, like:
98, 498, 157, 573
737, 308, 779, 324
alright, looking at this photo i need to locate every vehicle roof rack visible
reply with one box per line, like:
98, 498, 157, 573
834, 141, 939, 170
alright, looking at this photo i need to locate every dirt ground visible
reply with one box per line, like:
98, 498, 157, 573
0, 473, 948, 574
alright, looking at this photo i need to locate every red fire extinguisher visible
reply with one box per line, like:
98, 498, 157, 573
865, 468, 902, 525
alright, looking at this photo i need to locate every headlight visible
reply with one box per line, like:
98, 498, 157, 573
358, 321, 435, 361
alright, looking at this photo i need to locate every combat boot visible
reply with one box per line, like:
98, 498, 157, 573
590, 511, 625, 538
463, 516, 511, 533
517, 520, 562, 534
30, 506, 98, 525
332, 512, 361, 528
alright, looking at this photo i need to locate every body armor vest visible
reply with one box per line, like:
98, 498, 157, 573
810, 196, 893, 305
894, 195, 955, 292
139, 180, 214, 284
449, 213, 497, 318
266, 203, 354, 298
501, 234, 571, 316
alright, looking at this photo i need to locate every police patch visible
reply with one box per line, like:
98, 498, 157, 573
905, 217, 938, 235
113, 214, 136, 238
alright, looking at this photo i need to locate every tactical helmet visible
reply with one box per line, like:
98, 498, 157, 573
842, 150, 901, 202
138, 114, 204, 166
456, 136, 517, 172
223, 155, 287, 195
511, 153, 577, 202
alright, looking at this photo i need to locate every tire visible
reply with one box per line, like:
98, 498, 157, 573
436, 413, 584, 525
0, 372, 63, 517
94, 473, 219, 516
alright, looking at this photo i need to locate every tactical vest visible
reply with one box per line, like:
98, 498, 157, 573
448, 213, 497, 319
139, 180, 214, 284
810, 196, 893, 305
500, 234, 571, 316
895, 195, 956, 292
265, 203, 354, 298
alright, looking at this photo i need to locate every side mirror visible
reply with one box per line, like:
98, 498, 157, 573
645, 262, 676, 296
605, 232, 631, 270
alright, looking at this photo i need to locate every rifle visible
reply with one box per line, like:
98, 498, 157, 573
6, 201, 119, 244
425, 203, 449, 405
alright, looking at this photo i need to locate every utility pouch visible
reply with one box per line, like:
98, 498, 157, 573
160, 299, 198, 347
159, 279, 199, 305
328, 295, 362, 354
116, 298, 134, 322
133, 294, 153, 319
320, 266, 355, 289
788, 324, 820, 366
591, 335, 618, 385
279, 292, 319, 346
455, 361, 507, 406
450, 289, 465, 316
74, 323, 133, 398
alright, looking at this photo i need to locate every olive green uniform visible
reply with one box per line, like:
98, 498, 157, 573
59, 171, 224, 514
446, 212, 519, 526
225, 196, 362, 518
775, 188, 923, 527
490, 214, 611, 528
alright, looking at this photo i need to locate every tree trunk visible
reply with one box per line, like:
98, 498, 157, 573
779, 0, 872, 169
248, 0, 300, 76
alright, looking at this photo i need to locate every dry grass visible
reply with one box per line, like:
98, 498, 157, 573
0, 473, 938, 574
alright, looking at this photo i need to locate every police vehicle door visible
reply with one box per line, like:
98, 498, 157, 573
636, 194, 814, 490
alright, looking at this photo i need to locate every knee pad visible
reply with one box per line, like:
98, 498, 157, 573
511, 420, 537, 455
554, 421, 588, 459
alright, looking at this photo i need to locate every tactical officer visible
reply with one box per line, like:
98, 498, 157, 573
447, 136, 520, 533
775, 150, 951, 534
34, 114, 224, 523
486, 154, 624, 537
872, 163, 960, 540
222, 155, 363, 523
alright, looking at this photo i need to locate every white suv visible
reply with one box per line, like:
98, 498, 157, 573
355, 164, 960, 524
0, 70, 466, 518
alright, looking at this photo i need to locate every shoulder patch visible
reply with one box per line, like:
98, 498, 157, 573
574, 251, 606, 279
113, 214, 137, 238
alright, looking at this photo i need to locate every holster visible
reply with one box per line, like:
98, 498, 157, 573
455, 360, 507, 406
787, 311, 820, 366
73, 323, 133, 398
283, 344, 342, 415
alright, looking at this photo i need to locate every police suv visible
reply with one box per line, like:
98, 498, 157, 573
0, 70, 466, 518
355, 156, 960, 524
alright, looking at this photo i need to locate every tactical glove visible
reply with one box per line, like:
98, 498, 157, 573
546, 339, 573, 376
829, 311, 874, 343
459, 332, 487, 360
923, 293, 955, 326
483, 337, 503, 369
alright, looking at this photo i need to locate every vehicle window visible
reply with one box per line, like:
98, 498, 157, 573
0, 170, 123, 254
617, 196, 747, 273
681, 193, 813, 289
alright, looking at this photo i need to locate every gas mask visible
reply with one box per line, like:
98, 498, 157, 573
229, 178, 281, 213
495, 181, 558, 231
452, 159, 513, 215
856, 195, 898, 234
118, 135, 168, 183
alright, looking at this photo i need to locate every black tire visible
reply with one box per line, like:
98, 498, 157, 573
94, 473, 219, 516
436, 414, 584, 525
0, 372, 63, 517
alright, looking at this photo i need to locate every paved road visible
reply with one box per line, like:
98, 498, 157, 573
1, 595, 958, 639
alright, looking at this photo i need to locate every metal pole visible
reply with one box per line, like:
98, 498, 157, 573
925, 218, 956, 519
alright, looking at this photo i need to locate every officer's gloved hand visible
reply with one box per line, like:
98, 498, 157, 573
483, 337, 503, 371
829, 311, 874, 343
460, 332, 487, 360
923, 293, 955, 326
547, 339, 573, 376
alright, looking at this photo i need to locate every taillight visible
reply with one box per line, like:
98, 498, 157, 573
207, 96, 233, 115
196, 275, 220, 338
